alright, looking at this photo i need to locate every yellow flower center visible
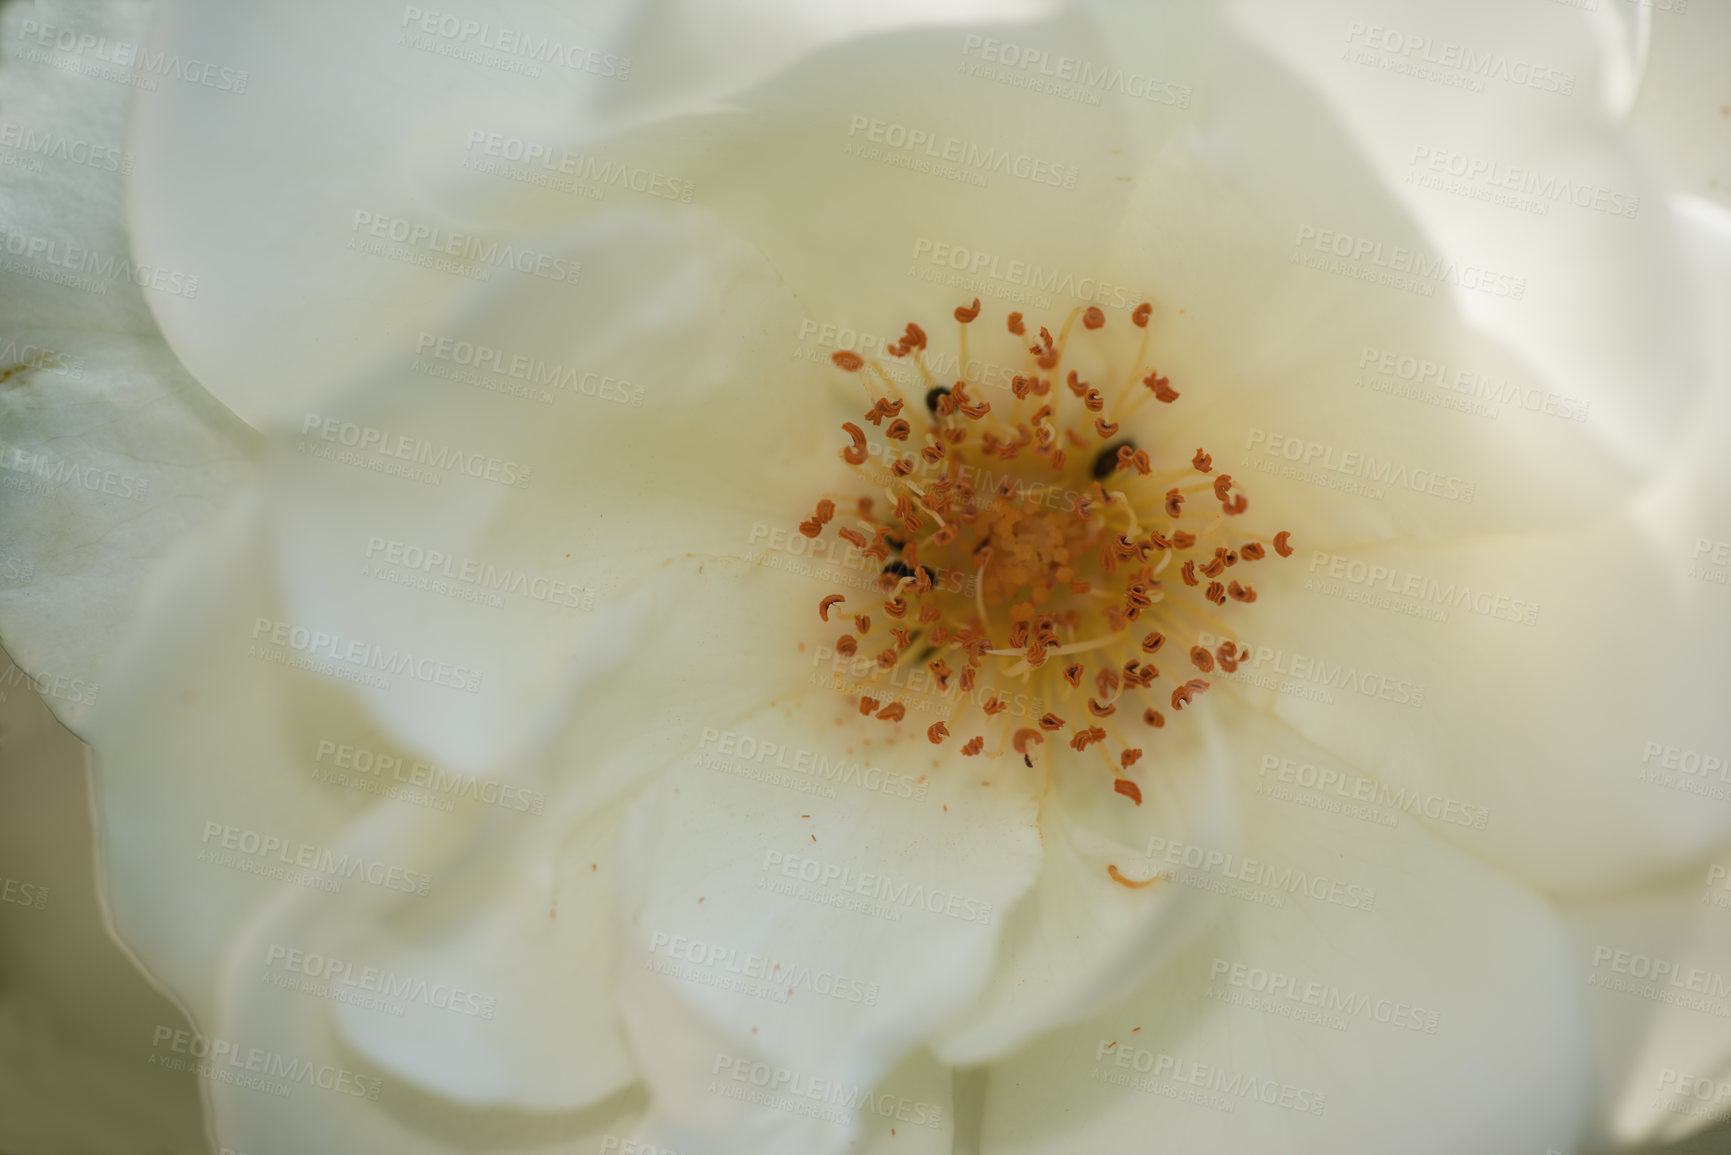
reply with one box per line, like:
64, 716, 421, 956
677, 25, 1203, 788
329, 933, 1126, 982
803, 299, 1293, 811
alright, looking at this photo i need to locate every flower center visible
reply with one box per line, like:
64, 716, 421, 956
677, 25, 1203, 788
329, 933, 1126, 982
803, 300, 1293, 808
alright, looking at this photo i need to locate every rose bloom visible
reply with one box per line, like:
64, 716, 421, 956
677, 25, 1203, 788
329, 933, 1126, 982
2, 0, 1730, 1153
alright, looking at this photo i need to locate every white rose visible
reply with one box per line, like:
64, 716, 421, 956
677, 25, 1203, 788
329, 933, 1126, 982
2, 1, 1729, 1154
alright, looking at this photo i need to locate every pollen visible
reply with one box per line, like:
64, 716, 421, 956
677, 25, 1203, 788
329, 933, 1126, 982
800, 302, 1294, 805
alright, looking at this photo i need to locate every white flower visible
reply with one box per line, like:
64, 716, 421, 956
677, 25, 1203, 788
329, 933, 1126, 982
3, 1, 1730, 1153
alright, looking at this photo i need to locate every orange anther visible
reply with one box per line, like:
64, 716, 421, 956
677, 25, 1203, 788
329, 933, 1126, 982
1172, 531, 1196, 548
982, 696, 1007, 717
1143, 372, 1179, 403
1038, 713, 1067, 732
927, 721, 950, 744
1192, 448, 1213, 472
1087, 698, 1117, 718
1189, 646, 1215, 673
1131, 302, 1153, 327
818, 594, 845, 622
1063, 662, 1084, 687
1120, 748, 1143, 769
1240, 542, 1265, 561
1083, 306, 1105, 330
1083, 389, 1105, 412
1108, 863, 1161, 888
1165, 489, 1184, 517
1228, 581, 1257, 603
955, 298, 982, 323
854, 614, 871, 634
920, 444, 946, 464
859, 697, 879, 715
1273, 531, 1294, 557
918, 603, 941, 623
1180, 560, 1198, 586
1213, 474, 1233, 502
1141, 631, 1165, 653
961, 736, 984, 756
1205, 581, 1227, 605
1095, 417, 1120, 438
886, 418, 911, 441
836, 635, 858, 657
839, 422, 868, 465
1070, 726, 1107, 751
890, 458, 914, 478
1222, 494, 1247, 515
1170, 681, 1201, 710
876, 648, 899, 670
876, 702, 907, 722
1143, 708, 1166, 728
889, 627, 911, 648
1008, 311, 1026, 335
958, 666, 977, 692
883, 596, 907, 619
831, 351, 864, 371
1012, 729, 1045, 754
1113, 778, 1144, 805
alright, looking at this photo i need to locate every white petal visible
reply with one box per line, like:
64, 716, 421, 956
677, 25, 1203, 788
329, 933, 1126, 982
933, 701, 1237, 1065
254, 208, 830, 777
126, 0, 620, 427
0, 650, 206, 1154
979, 713, 1587, 1155
614, 689, 1044, 1155
1630, 0, 1731, 209
1239, 194, 1731, 898
1226, 0, 1706, 472
331, 797, 636, 1113
626, 1046, 957, 1155
0, 0, 255, 736
1565, 881, 1731, 1148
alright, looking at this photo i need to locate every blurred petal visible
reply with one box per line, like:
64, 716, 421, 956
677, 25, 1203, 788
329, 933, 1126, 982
615, 691, 1044, 1154
980, 712, 1587, 1155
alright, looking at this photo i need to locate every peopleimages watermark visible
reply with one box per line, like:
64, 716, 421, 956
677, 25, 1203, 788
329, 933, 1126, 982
298, 413, 533, 489
1701, 863, 1731, 912
0, 227, 200, 297
709, 1054, 944, 1130
1092, 1040, 1327, 1116
12, 17, 249, 93
362, 535, 595, 612
1207, 957, 1443, 1034
958, 35, 1192, 108
0, 660, 100, 709
697, 728, 927, 803
1305, 549, 1541, 628
312, 739, 546, 814
1257, 753, 1491, 831
347, 210, 580, 286
646, 931, 881, 1006
398, 7, 630, 80
1637, 739, 1731, 803
1341, 22, 1576, 96
1141, 834, 1378, 913
199, 821, 433, 895
1194, 630, 1425, 709
844, 114, 1079, 190
1588, 946, 1731, 1017
0, 439, 150, 503
262, 943, 497, 1019
1689, 537, 1731, 590
908, 237, 1143, 311
0, 119, 132, 175
248, 616, 484, 694
460, 130, 691, 202
1292, 225, 1526, 300
412, 330, 643, 407
0, 338, 85, 379
1245, 427, 1476, 504
0, 873, 47, 910
1404, 145, 1639, 220
759, 850, 994, 925
148, 1026, 381, 1100
1353, 344, 1590, 423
